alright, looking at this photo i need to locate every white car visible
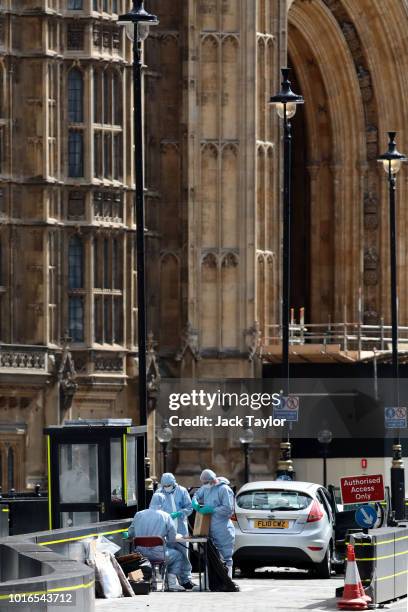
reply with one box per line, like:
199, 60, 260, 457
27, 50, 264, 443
232, 480, 335, 578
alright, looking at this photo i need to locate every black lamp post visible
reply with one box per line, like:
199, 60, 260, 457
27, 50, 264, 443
118, 2, 159, 429
378, 132, 407, 520
270, 68, 304, 391
239, 419, 254, 484
317, 429, 332, 488
156, 420, 172, 474
270, 68, 303, 481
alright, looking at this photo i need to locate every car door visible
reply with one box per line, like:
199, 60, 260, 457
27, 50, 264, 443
326, 484, 360, 551
316, 488, 334, 548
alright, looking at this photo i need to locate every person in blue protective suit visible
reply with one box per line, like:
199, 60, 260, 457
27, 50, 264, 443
151, 472, 196, 590
128, 492, 186, 591
192, 469, 235, 578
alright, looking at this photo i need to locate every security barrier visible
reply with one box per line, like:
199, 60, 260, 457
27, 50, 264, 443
0, 542, 95, 611
351, 526, 408, 605
0, 519, 132, 611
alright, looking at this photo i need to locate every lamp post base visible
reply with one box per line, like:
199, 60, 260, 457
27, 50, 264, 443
391, 443, 405, 520
276, 441, 295, 481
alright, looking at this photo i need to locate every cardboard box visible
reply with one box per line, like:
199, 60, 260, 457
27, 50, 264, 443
193, 512, 211, 536
128, 569, 144, 583
129, 580, 151, 595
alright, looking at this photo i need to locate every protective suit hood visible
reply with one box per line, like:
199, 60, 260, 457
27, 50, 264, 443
216, 476, 230, 486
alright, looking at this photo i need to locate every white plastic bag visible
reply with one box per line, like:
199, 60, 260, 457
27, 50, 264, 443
95, 535, 121, 555
94, 551, 123, 598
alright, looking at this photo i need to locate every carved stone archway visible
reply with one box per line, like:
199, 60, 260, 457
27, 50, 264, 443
288, 0, 367, 324
288, 0, 408, 327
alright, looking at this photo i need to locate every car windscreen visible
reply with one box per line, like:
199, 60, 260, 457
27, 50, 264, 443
236, 489, 313, 511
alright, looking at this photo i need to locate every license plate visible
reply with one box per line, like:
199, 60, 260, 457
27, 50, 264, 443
254, 519, 289, 529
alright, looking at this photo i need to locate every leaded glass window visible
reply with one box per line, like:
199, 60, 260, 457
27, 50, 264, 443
68, 69, 83, 123
68, 0, 83, 9
68, 131, 84, 177
68, 236, 84, 289
68, 296, 84, 342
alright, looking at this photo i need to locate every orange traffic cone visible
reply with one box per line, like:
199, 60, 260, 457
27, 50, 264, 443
337, 544, 368, 610
358, 577, 372, 604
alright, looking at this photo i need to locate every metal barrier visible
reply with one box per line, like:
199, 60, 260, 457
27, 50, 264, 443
0, 519, 132, 611
4, 499, 48, 536
351, 526, 408, 605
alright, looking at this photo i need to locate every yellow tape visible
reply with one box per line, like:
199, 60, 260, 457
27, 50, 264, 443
362, 569, 408, 583
0, 579, 95, 601
38, 527, 127, 547
350, 533, 408, 547
376, 568, 408, 582
1, 509, 9, 513
47, 435, 52, 530
356, 549, 408, 562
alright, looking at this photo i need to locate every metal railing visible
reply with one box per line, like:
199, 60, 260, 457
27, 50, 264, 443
264, 320, 408, 359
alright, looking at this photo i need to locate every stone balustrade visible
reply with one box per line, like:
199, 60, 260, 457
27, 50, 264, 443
0, 346, 48, 373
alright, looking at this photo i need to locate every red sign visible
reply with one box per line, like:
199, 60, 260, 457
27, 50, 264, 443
340, 474, 385, 504
361, 459, 367, 470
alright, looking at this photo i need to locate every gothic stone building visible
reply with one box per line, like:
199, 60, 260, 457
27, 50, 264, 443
1, 0, 408, 491
144, 0, 408, 485
0, 0, 140, 491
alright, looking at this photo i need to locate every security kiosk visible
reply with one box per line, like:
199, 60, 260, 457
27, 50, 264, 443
44, 420, 146, 529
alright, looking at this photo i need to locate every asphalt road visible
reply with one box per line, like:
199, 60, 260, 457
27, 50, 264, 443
94, 568, 408, 611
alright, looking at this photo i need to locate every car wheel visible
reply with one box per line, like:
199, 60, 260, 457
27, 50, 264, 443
334, 563, 344, 576
314, 545, 332, 579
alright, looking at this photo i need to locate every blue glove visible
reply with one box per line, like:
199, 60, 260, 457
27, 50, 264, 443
200, 505, 214, 515
170, 511, 183, 519
192, 498, 200, 511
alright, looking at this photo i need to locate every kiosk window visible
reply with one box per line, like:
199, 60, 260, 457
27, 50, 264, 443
59, 443, 99, 503
61, 511, 99, 528
126, 436, 137, 503
110, 438, 123, 500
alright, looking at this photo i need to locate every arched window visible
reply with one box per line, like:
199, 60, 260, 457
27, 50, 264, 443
7, 447, 14, 490
68, 69, 84, 123
68, 236, 84, 289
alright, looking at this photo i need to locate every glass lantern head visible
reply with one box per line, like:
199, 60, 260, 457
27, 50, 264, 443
377, 131, 407, 175
270, 68, 304, 120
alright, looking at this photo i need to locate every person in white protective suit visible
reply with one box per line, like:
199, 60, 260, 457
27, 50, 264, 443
192, 469, 235, 578
128, 493, 186, 591
151, 472, 196, 590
